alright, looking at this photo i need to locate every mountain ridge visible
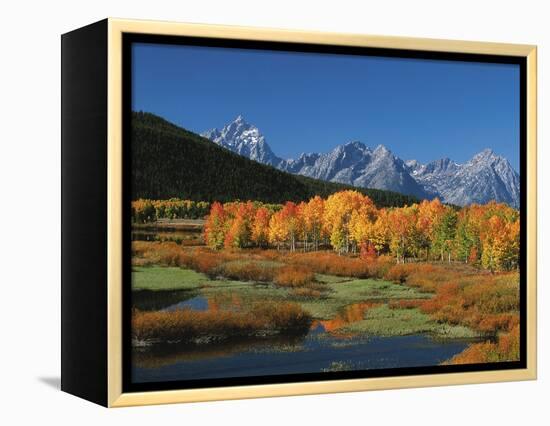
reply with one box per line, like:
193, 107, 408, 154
131, 111, 420, 207
202, 115, 520, 208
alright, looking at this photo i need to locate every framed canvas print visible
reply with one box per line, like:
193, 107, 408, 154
61, 18, 537, 407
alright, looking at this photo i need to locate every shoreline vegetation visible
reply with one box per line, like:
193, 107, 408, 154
133, 301, 312, 345
131, 190, 520, 366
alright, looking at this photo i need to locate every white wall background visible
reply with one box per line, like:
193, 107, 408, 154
0, 0, 546, 424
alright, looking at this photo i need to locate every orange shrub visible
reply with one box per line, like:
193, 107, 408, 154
286, 251, 371, 278
447, 325, 520, 364
132, 242, 237, 277
418, 273, 520, 335
218, 261, 276, 282
384, 263, 439, 286
249, 301, 312, 331
132, 241, 182, 265
257, 249, 282, 262
476, 313, 519, 333
274, 265, 316, 287
132, 301, 312, 343
384, 264, 414, 283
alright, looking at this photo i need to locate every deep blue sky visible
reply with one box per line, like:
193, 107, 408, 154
132, 43, 520, 171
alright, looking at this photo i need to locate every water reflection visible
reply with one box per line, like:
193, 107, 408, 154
133, 334, 306, 369
163, 296, 209, 312
132, 230, 203, 245
132, 289, 198, 311
132, 331, 473, 383
313, 301, 380, 332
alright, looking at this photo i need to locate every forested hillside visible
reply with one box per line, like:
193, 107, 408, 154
131, 112, 419, 207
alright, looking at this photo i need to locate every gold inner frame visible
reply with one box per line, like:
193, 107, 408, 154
106, 18, 537, 407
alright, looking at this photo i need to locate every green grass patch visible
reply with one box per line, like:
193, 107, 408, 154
299, 278, 431, 319
329, 279, 431, 301
201, 279, 292, 301
338, 305, 479, 338
315, 274, 351, 284
132, 266, 208, 291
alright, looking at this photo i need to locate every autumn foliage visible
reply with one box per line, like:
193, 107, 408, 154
132, 198, 210, 223
132, 301, 312, 343
203, 191, 519, 272
446, 325, 520, 364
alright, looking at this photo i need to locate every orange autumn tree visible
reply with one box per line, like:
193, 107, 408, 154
251, 206, 271, 248
387, 205, 417, 263
302, 195, 325, 251
481, 215, 520, 271
369, 208, 391, 255
224, 201, 255, 249
415, 199, 446, 260
278, 201, 300, 252
203, 201, 226, 249
295, 202, 307, 251
324, 190, 376, 254
268, 208, 289, 250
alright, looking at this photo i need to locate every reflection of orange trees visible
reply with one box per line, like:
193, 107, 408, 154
203, 191, 520, 272
205, 294, 242, 313
133, 335, 305, 369
315, 302, 381, 332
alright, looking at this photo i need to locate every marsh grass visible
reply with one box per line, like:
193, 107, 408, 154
132, 241, 520, 362
338, 305, 479, 339
290, 287, 324, 299
132, 266, 208, 291
282, 251, 393, 279
388, 299, 426, 310
132, 301, 312, 344
445, 325, 520, 364
218, 261, 277, 282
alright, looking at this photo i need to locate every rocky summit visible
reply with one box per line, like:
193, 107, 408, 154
202, 116, 520, 208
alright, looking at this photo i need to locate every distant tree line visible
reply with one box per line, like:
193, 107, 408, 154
132, 199, 211, 222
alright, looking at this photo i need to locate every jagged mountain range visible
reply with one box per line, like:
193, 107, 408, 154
131, 111, 419, 207
202, 116, 520, 208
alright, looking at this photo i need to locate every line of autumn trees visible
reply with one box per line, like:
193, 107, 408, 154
132, 199, 211, 222
203, 190, 520, 272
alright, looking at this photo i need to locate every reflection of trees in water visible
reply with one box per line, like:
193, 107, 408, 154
132, 289, 198, 311
208, 293, 245, 312
313, 301, 381, 332
133, 335, 306, 369
132, 226, 205, 246
133, 291, 251, 312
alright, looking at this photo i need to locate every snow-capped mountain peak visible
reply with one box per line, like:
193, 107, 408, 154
201, 117, 520, 207
373, 144, 391, 155
409, 149, 519, 208
201, 116, 281, 165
